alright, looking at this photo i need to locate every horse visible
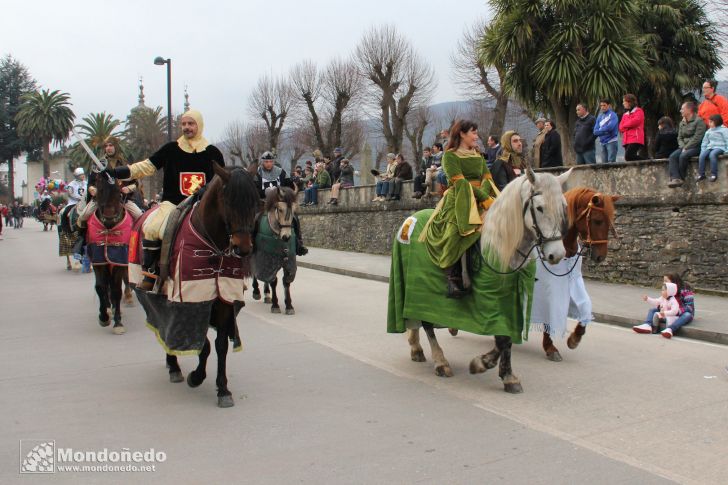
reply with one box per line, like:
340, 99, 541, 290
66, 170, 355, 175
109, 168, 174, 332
531, 187, 619, 361
85, 178, 133, 335
132, 164, 259, 408
58, 203, 81, 270
37, 199, 57, 231
388, 168, 572, 393
251, 186, 299, 315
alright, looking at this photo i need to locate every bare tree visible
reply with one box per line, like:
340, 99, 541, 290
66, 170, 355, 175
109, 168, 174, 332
243, 123, 268, 166
290, 58, 362, 158
279, 125, 310, 172
452, 18, 510, 137
220, 120, 247, 166
403, 106, 431, 164
247, 74, 295, 152
355, 25, 436, 154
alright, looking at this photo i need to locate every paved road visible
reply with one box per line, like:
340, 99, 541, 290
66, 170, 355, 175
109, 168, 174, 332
1, 219, 727, 484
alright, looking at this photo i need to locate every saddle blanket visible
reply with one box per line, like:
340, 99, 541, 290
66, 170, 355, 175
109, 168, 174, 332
86, 211, 132, 266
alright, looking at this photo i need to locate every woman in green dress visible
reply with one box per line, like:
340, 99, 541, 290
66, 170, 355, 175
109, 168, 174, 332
420, 120, 498, 298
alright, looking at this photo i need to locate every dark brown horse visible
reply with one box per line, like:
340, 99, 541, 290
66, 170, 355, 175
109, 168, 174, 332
88, 178, 132, 335
162, 164, 259, 408
538, 187, 619, 360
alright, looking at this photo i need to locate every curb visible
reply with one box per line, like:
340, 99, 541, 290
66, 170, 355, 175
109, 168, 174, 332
298, 261, 728, 347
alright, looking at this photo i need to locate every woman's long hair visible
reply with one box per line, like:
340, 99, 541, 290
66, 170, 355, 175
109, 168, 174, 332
446, 120, 479, 152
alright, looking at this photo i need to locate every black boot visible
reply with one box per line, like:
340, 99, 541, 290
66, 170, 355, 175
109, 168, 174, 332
141, 239, 162, 290
292, 216, 308, 256
445, 261, 469, 299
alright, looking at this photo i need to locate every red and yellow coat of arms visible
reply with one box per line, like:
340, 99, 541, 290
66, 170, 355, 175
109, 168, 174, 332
180, 172, 206, 196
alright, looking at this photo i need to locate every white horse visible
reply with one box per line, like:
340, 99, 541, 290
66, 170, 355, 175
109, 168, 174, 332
389, 168, 572, 393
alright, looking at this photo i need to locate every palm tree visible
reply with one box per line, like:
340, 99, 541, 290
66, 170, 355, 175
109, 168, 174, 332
15, 89, 75, 177
125, 105, 167, 199
636, 0, 722, 154
68, 112, 125, 173
480, 0, 647, 165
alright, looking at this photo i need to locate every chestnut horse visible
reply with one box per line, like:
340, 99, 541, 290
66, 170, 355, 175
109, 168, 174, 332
533, 187, 619, 361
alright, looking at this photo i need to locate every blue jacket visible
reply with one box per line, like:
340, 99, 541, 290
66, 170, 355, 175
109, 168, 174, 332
701, 126, 728, 152
593, 109, 619, 144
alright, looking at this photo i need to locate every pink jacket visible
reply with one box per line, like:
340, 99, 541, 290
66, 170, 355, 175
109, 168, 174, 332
646, 282, 680, 326
619, 107, 645, 146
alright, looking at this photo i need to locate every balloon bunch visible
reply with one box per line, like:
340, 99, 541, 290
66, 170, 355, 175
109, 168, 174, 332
35, 177, 66, 194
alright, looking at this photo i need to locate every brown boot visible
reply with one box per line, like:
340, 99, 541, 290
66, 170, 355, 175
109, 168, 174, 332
445, 262, 469, 299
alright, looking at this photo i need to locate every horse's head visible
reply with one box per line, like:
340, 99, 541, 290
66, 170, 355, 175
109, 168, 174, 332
566, 188, 619, 264
264, 186, 298, 242
481, 168, 571, 270
213, 163, 259, 256
95, 176, 124, 227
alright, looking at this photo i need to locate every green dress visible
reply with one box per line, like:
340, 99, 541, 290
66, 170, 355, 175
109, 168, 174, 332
421, 150, 495, 268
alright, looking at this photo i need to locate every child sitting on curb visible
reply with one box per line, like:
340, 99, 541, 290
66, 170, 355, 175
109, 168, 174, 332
633, 281, 680, 338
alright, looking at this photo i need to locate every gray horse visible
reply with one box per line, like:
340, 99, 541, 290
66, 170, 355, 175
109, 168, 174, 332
252, 187, 298, 315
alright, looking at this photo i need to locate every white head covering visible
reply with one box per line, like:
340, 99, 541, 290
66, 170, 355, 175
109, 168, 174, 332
177, 109, 210, 153
73, 167, 84, 177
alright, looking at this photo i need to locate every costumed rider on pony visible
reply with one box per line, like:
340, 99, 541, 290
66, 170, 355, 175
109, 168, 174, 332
103, 109, 223, 291
254, 151, 308, 256
420, 120, 498, 298
60, 166, 87, 234
85, 136, 143, 214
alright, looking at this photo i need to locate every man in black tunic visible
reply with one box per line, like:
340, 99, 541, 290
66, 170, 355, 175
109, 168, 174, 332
110, 109, 224, 287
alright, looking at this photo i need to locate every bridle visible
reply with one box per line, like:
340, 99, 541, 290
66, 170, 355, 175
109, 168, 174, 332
482, 187, 564, 275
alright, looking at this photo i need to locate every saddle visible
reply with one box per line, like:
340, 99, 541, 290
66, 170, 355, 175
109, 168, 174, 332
153, 193, 200, 293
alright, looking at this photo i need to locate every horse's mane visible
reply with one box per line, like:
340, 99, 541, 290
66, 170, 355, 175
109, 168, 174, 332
263, 186, 297, 212
480, 172, 565, 269
221, 168, 259, 229
564, 187, 615, 225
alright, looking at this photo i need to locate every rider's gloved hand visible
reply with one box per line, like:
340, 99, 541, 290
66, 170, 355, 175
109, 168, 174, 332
108, 165, 131, 180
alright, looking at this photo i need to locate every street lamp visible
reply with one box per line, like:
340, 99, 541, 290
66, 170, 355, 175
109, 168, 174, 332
154, 56, 172, 142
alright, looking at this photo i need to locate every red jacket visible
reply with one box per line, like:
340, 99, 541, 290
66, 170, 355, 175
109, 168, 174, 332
698, 94, 728, 127
619, 107, 645, 146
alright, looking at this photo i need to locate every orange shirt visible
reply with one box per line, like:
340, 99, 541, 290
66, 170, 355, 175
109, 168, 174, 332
698, 94, 728, 127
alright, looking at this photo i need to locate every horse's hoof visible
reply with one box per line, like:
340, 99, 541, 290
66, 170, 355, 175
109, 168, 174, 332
123, 295, 134, 306
567, 335, 581, 349
264, 296, 272, 304
271, 306, 281, 314
112, 324, 126, 335
411, 350, 426, 362
252, 291, 261, 301
504, 382, 523, 394
169, 371, 184, 383
98, 317, 110, 327
435, 365, 453, 377
546, 351, 562, 362
469, 357, 487, 374
186, 372, 204, 388
448, 328, 459, 336
66, 264, 72, 271
217, 395, 234, 408
285, 308, 295, 315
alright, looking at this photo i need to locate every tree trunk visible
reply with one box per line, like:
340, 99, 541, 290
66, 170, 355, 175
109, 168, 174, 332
42, 139, 50, 178
488, 93, 509, 137
552, 103, 576, 167
6, 158, 15, 202
644, 112, 658, 158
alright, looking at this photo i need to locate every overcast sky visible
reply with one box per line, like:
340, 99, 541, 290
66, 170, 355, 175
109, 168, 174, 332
2, 0, 491, 143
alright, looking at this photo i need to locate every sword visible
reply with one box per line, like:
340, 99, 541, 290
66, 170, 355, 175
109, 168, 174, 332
70, 128, 115, 184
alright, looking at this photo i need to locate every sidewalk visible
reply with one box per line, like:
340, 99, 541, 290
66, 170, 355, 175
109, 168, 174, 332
299, 247, 728, 346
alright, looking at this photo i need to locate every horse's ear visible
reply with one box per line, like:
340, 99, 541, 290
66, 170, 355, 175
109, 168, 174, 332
610, 195, 621, 202
213, 163, 230, 183
276, 186, 282, 198
556, 168, 573, 189
526, 166, 536, 184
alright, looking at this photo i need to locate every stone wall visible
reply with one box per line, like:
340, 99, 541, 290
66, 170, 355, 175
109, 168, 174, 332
297, 156, 728, 292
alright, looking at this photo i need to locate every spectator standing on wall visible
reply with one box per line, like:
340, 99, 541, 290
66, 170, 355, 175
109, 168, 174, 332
431, 143, 446, 195
328, 147, 344, 183
485, 135, 501, 169
619, 94, 645, 161
540, 120, 563, 168
654, 117, 679, 159
667, 101, 706, 188
594, 100, 619, 163
574, 104, 597, 165
387, 153, 413, 201
697, 114, 728, 183
328, 158, 355, 205
412, 147, 433, 199
531, 118, 547, 168
698, 80, 728, 127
